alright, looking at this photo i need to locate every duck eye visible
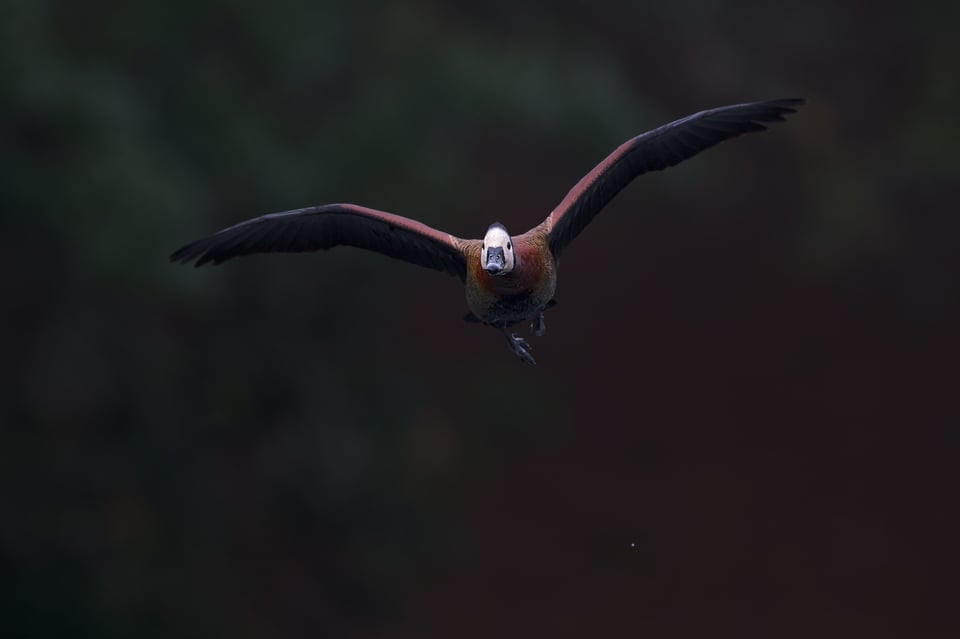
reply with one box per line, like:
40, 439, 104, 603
507, 241, 512, 250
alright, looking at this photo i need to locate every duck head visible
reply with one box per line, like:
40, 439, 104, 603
481, 223, 515, 276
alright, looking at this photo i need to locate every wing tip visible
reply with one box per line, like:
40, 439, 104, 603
767, 97, 806, 114
169, 244, 213, 267
168, 249, 191, 265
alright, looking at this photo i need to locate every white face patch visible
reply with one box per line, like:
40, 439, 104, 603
481, 224, 515, 274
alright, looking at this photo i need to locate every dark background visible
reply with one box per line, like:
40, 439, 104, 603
2, 1, 958, 637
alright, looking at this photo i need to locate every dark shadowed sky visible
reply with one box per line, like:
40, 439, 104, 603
2, 1, 959, 637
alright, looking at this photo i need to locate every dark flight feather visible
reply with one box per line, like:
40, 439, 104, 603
170, 203, 468, 281
545, 98, 804, 257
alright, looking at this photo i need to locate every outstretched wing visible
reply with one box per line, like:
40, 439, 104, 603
544, 98, 804, 258
170, 203, 469, 280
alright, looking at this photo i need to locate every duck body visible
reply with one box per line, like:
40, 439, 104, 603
464, 226, 556, 328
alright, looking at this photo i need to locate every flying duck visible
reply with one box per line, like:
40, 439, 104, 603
171, 98, 804, 364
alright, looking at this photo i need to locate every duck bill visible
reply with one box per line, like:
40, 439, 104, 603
484, 247, 505, 274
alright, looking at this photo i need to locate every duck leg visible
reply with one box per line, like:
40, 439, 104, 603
502, 329, 536, 365
532, 312, 546, 337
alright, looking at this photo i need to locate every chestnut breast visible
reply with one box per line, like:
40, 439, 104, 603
464, 231, 557, 327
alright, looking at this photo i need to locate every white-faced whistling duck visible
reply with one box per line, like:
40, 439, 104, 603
171, 98, 804, 364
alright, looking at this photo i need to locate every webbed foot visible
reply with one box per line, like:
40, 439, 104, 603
503, 331, 536, 365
